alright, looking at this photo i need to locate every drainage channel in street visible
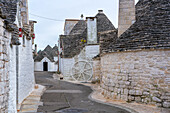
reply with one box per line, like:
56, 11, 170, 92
55, 108, 88, 113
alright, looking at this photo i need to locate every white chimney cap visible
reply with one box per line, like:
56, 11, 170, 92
98, 10, 103, 13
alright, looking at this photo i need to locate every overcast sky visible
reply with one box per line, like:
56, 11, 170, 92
29, 0, 139, 50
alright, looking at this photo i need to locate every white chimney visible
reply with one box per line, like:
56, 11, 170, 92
86, 17, 97, 44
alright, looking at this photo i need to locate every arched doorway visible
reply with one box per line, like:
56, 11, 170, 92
43, 62, 48, 71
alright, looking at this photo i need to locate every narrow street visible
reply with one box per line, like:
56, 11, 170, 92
35, 72, 130, 113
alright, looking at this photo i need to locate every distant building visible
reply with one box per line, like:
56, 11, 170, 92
34, 45, 58, 72
59, 10, 116, 80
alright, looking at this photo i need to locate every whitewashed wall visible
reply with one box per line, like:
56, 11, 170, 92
85, 45, 99, 59
18, 38, 35, 104
61, 45, 100, 80
61, 58, 75, 79
8, 45, 17, 113
34, 57, 58, 72
0, 18, 15, 112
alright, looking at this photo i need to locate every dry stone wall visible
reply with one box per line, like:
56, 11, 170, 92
100, 50, 170, 108
92, 57, 101, 82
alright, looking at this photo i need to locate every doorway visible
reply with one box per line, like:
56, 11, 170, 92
43, 62, 48, 71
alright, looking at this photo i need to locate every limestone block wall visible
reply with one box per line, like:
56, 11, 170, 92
100, 50, 170, 108
92, 58, 101, 81
18, 38, 35, 104
0, 18, 10, 112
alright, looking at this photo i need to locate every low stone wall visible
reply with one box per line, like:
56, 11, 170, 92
92, 58, 101, 82
100, 49, 170, 108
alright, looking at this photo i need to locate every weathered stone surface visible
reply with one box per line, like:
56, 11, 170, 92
0, 0, 20, 45
163, 102, 170, 108
152, 97, 162, 103
100, 0, 170, 54
118, 0, 135, 37
100, 50, 170, 107
0, 19, 10, 112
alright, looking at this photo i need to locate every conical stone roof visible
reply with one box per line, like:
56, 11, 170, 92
109, 0, 170, 52
95, 12, 116, 33
69, 20, 87, 35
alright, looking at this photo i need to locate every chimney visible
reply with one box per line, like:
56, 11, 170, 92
118, 0, 135, 37
35, 44, 37, 55
98, 10, 103, 13
86, 17, 97, 44
80, 14, 84, 20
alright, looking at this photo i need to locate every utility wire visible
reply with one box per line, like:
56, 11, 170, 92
29, 13, 64, 22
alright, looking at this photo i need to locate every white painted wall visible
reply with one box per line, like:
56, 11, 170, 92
85, 45, 100, 59
61, 58, 75, 79
61, 45, 100, 80
8, 45, 17, 113
18, 37, 35, 104
87, 18, 97, 44
0, 18, 17, 113
34, 57, 58, 72
54, 56, 58, 62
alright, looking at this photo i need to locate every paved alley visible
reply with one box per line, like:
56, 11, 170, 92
35, 72, 131, 113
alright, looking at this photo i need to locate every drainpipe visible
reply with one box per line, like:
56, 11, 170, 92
57, 41, 60, 72
16, 46, 19, 110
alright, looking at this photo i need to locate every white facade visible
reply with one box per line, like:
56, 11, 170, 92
34, 57, 58, 72
18, 37, 35, 104
8, 45, 17, 113
61, 45, 100, 80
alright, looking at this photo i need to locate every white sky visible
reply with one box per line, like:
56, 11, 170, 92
29, 0, 139, 50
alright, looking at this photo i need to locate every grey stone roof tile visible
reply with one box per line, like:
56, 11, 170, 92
69, 20, 87, 35
103, 0, 170, 53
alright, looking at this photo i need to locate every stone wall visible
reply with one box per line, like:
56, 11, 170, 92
100, 50, 170, 108
92, 57, 101, 82
0, 18, 10, 112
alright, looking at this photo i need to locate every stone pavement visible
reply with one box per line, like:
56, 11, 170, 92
35, 72, 131, 113
18, 84, 46, 113
19, 72, 170, 113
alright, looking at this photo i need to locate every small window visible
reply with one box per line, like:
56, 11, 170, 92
23, 35, 25, 47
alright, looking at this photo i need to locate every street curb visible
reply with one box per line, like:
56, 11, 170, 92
88, 86, 139, 113
19, 84, 46, 113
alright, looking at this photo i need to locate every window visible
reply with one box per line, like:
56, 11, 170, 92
23, 34, 25, 47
